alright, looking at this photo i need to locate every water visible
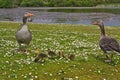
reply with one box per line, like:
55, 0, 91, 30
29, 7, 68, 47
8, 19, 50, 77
0, 7, 120, 26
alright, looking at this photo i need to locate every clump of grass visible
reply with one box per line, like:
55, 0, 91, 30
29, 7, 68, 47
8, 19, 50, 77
0, 22, 120, 80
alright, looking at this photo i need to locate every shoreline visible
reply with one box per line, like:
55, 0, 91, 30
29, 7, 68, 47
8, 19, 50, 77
0, 6, 119, 10
21, 7, 120, 10
0, 21, 119, 27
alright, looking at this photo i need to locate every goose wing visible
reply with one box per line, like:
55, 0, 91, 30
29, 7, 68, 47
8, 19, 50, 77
15, 28, 32, 44
99, 37, 120, 52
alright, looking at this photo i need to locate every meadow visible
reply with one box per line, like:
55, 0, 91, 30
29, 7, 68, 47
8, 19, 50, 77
0, 22, 120, 80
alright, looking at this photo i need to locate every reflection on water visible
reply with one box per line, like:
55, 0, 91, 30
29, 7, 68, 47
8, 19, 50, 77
47, 8, 120, 14
0, 8, 120, 26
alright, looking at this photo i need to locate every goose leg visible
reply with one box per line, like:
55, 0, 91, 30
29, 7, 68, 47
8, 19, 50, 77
110, 53, 113, 62
25, 44, 29, 55
18, 43, 22, 53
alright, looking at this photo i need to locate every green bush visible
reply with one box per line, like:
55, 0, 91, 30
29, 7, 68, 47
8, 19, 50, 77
0, 0, 120, 8
0, 0, 14, 8
48, 0, 57, 7
20, 0, 45, 7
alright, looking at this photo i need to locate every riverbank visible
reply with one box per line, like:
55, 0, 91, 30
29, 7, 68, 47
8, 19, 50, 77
0, 22, 120, 80
19, 6, 120, 10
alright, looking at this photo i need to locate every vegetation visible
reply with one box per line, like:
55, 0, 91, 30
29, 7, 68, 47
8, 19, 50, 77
0, 22, 120, 80
0, 0, 119, 8
0, 0, 14, 8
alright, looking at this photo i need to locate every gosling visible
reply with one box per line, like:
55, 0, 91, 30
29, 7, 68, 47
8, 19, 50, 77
47, 48, 56, 59
68, 54, 75, 61
34, 47, 40, 56
58, 51, 67, 59
34, 53, 48, 62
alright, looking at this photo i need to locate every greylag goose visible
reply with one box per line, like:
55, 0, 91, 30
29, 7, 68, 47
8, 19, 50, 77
92, 20, 120, 62
68, 54, 75, 61
34, 53, 48, 62
58, 51, 65, 58
47, 48, 56, 59
15, 12, 34, 54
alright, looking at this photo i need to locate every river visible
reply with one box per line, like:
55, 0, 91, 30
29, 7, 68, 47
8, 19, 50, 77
0, 7, 120, 26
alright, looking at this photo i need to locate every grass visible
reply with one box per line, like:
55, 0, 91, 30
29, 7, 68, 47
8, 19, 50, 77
0, 22, 120, 80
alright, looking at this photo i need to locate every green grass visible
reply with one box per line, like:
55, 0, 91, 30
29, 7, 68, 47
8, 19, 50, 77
0, 22, 120, 80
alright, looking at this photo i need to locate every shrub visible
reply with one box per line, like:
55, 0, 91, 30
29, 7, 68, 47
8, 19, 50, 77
0, 0, 120, 8
20, 0, 45, 7
0, 0, 15, 8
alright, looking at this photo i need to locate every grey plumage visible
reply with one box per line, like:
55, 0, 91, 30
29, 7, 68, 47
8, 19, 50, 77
99, 37, 120, 53
92, 20, 120, 62
15, 24, 32, 45
15, 12, 34, 53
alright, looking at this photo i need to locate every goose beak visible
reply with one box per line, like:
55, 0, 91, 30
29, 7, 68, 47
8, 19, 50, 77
92, 21, 97, 25
28, 13, 34, 17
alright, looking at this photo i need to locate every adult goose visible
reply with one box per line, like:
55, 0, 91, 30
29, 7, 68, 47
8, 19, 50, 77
15, 12, 34, 54
92, 20, 120, 62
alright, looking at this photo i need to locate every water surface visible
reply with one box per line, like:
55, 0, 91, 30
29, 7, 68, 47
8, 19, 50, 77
0, 7, 120, 26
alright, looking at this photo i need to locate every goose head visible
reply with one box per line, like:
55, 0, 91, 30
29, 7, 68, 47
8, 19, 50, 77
23, 12, 34, 24
24, 12, 34, 18
92, 20, 104, 27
